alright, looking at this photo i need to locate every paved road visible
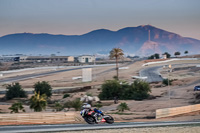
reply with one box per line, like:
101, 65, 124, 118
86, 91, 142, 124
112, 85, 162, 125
0, 64, 116, 83
140, 66, 163, 82
0, 67, 83, 83
140, 63, 200, 83
0, 121, 199, 133
0, 62, 132, 83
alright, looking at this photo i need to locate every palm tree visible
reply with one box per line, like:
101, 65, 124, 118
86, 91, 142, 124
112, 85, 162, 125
109, 48, 124, 80
30, 92, 47, 112
9, 102, 25, 113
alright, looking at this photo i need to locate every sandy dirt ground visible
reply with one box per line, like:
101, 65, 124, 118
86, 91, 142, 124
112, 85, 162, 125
0, 61, 144, 88
1, 59, 199, 88
0, 59, 200, 122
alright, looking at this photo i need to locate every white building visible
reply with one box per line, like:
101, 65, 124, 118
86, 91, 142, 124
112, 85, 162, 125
162, 54, 167, 59
20, 56, 74, 63
78, 55, 95, 63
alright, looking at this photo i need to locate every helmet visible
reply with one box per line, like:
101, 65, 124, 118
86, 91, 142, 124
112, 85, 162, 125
82, 103, 91, 109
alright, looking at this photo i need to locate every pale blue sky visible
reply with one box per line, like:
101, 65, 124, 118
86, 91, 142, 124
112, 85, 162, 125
0, 0, 200, 39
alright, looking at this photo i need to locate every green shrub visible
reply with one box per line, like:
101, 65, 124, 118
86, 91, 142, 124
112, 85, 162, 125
117, 102, 129, 112
6, 83, 27, 100
99, 80, 151, 101
71, 99, 82, 111
63, 99, 84, 111
54, 102, 63, 112
162, 79, 172, 86
34, 81, 52, 98
63, 93, 70, 99
99, 80, 126, 100
63, 101, 72, 109
122, 80, 151, 100
9, 102, 25, 113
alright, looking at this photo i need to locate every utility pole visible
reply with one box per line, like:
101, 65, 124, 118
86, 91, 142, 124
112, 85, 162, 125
168, 64, 172, 108
93, 54, 96, 65
148, 30, 150, 41
93, 54, 96, 80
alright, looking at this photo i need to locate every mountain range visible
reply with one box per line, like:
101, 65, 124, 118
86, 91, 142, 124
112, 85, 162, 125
0, 25, 199, 57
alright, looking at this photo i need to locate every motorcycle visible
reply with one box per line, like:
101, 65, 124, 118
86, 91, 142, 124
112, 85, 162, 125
80, 109, 114, 124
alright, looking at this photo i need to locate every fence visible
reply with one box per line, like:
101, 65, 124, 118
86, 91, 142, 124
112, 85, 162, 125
156, 104, 200, 119
0, 112, 82, 125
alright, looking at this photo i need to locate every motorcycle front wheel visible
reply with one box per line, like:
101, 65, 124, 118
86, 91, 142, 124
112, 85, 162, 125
104, 115, 114, 124
84, 116, 96, 124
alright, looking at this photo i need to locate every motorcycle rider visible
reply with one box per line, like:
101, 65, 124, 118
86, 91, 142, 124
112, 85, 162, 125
80, 103, 114, 124
82, 103, 104, 116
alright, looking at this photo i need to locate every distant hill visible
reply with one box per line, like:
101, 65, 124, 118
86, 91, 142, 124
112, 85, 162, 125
0, 25, 199, 56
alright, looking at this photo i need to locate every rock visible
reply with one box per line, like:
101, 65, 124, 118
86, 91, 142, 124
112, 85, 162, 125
93, 96, 100, 102
87, 96, 93, 101
80, 95, 100, 103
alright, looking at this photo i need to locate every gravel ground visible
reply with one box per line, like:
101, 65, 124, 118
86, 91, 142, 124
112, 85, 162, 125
57, 126, 200, 133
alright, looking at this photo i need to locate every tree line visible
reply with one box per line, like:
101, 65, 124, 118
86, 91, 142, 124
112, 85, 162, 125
148, 50, 189, 59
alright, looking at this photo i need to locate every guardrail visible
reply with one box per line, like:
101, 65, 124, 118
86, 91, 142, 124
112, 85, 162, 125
0, 112, 82, 125
156, 104, 200, 119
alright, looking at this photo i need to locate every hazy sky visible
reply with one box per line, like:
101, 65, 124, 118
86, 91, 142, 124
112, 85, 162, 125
0, 0, 200, 39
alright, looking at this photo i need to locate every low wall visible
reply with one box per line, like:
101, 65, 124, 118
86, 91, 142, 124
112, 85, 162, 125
0, 112, 82, 125
156, 104, 200, 119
